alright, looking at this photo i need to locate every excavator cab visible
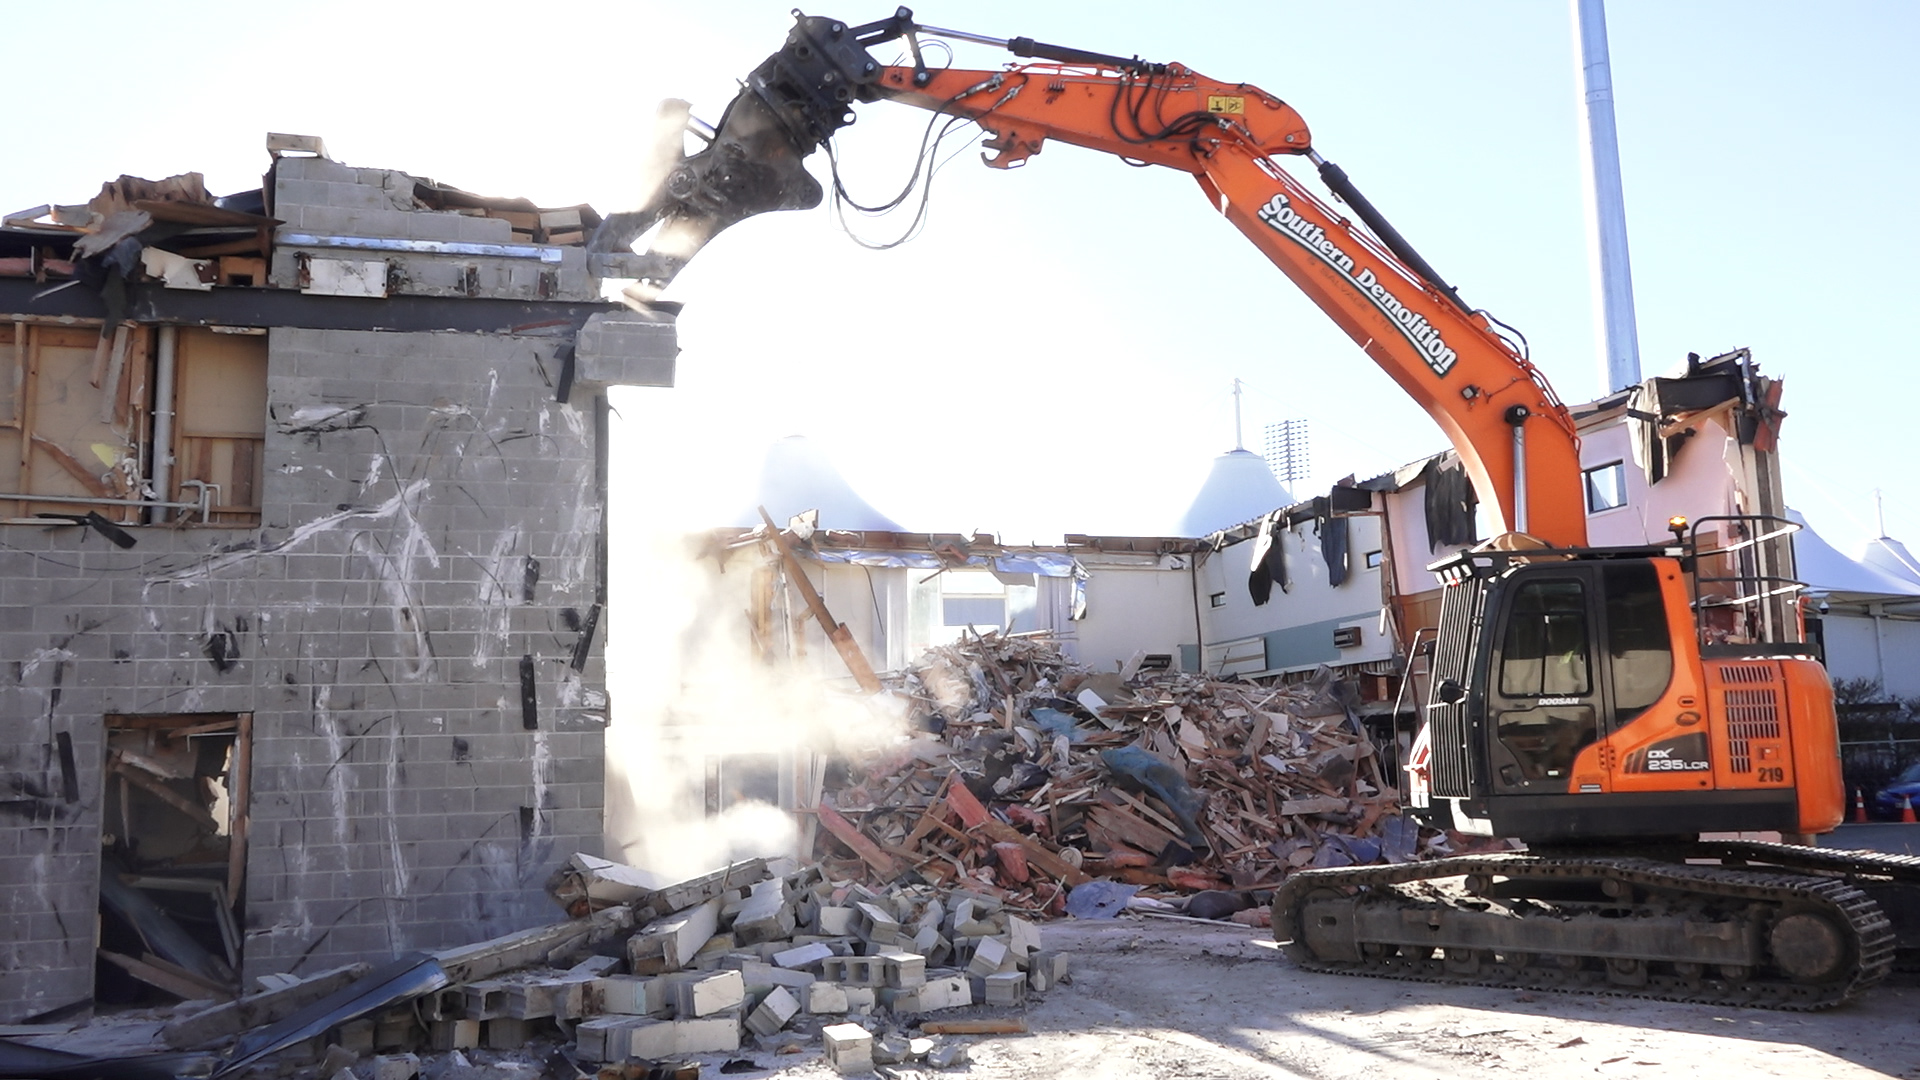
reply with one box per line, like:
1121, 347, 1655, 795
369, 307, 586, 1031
1408, 517, 1845, 845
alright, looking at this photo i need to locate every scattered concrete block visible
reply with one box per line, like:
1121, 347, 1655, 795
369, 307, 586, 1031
690, 933, 739, 968
909, 1037, 935, 1058
570, 954, 622, 977
819, 955, 886, 987
844, 986, 876, 1016
482, 1017, 529, 1049
589, 974, 668, 1016
1027, 951, 1069, 992
436, 906, 633, 985
335, 1019, 375, 1054
463, 981, 509, 1020
889, 973, 970, 1014
803, 982, 850, 1015
626, 1017, 741, 1059
371, 1053, 418, 1080
319, 1045, 358, 1077
373, 1011, 415, 1051
426, 1019, 479, 1051
668, 970, 743, 1018
575, 1017, 645, 1063
967, 936, 1009, 977
628, 899, 722, 975
744, 985, 799, 1037
984, 971, 1026, 1007
823, 1022, 874, 1074
771, 941, 834, 970
1007, 915, 1043, 960
732, 879, 797, 945
417, 987, 465, 1023
854, 902, 902, 945
879, 951, 926, 989
816, 906, 856, 936
506, 980, 562, 1019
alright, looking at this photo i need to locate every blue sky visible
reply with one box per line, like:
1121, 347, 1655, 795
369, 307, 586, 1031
8, 2, 1916, 555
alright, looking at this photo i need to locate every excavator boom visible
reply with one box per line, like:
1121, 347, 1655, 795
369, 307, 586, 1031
629, 9, 1586, 545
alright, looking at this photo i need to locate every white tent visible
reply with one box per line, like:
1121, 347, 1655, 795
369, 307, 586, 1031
1173, 449, 1292, 538
1861, 535, 1920, 589
1789, 509, 1920, 601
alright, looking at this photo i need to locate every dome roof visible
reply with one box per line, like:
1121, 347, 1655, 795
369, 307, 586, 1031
1173, 449, 1291, 538
728, 435, 906, 532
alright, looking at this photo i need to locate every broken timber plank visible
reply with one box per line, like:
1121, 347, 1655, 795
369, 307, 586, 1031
159, 960, 376, 1045
434, 905, 632, 985
1085, 804, 1180, 858
921, 1019, 1028, 1035
758, 506, 883, 693
813, 802, 899, 877
99, 950, 224, 1002
974, 820, 1091, 887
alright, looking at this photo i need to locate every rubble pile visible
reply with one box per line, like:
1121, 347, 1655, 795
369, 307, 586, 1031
812, 631, 1425, 913
141, 855, 1062, 1078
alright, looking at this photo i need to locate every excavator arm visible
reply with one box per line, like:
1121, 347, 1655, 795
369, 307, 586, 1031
626, 10, 1587, 546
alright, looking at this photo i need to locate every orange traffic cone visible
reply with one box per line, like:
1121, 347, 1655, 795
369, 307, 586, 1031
1852, 788, 1869, 824
1903, 793, 1918, 825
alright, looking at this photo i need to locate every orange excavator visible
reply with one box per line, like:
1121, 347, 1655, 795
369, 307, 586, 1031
620, 9, 1920, 1007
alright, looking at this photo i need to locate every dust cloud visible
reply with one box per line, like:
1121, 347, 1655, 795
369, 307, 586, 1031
600, 386, 907, 884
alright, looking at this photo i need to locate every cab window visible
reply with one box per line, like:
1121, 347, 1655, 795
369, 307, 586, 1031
1499, 579, 1590, 698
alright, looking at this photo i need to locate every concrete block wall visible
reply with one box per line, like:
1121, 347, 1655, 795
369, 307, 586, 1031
268, 156, 596, 302
0, 322, 620, 1019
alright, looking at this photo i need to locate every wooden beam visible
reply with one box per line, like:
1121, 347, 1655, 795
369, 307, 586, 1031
975, 819, 1091, 887
922, 1019, 1028, 1035
756, 507, 883, 693
226, 712, 252, 906
28, 434, 111, 496
98, 949, 218, 1001
812, 802, 899, 877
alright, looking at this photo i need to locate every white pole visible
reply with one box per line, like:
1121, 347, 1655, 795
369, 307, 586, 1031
1574, 0, 1643, 395
1232, 377, 1245, 451
151, 326, 178, 523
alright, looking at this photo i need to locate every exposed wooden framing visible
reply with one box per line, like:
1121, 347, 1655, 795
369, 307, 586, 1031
108, 753, 219, 832
14, 323, 33, 518
226, 712, 252, 908
28, 434, 112, 496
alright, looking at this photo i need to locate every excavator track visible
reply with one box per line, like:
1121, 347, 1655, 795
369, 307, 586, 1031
1273, 852, 1897, 1010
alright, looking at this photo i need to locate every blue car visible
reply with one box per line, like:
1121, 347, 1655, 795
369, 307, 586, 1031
1873, 761, 1920, 819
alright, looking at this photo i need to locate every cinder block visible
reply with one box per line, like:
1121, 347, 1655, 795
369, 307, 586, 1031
744, 985, 798, 1037
1027, 950, 1069, 992
889, 973, 970, 1014
575, 1017, 645, 1063
625, 1016, 741, 1059
879, 951, 926, 989
371, 1054, 418, 1080
483, 1017, 529, 1049
967, 936, 1010, 977
819, 955, 885, 987
506, 979, 564, 1019
463, 980, 509, 1019
771, 941, 833, 970
570, 955, 622, 977
854, 901, 902, 945
1007, 915, 1043, 960
333, 1019, 374, 1054
844, 986, 876, 1016
426, 1019, 479, 1051
984, 971, 1026, 1007
823, 1022, 873, 1074
816, 906, 856, 936
668, 969, 744, 1018
803, 982, 850, 1015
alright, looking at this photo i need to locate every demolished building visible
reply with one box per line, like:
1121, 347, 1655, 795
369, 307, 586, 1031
0, 136, 674, 1021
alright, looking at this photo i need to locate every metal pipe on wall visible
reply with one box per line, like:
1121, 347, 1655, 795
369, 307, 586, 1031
1574, 0, 1643, 395
150, 325, 178, 524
